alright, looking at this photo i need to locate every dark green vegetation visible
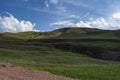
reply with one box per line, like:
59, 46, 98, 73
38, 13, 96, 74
0, 27, 120, 80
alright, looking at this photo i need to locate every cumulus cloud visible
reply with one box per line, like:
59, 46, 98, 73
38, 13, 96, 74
0, 13, 36, 32
76, 18, 109, 29
51, 12, 120, 30
51, 18, 110, 29
108, 12, 120, 29
112, 12, 120, 19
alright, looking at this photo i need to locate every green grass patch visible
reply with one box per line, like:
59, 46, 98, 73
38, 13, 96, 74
88, 33, 119, 39
0, 47, 119, 80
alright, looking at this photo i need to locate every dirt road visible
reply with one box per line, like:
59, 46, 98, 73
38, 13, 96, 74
0, 62, 77, 80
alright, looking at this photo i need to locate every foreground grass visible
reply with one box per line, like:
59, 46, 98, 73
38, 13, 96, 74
42, 65, 120, 80
0, 46, 119, 80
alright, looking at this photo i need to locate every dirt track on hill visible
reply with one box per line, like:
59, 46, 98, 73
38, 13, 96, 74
0, 62, 77, 80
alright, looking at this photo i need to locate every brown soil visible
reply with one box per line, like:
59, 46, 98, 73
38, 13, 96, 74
0, 62, 77, 80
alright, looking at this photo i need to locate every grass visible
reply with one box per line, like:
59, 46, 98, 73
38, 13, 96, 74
43, 65, 120, 80
0, 28, 119, 80
1, 27, 119, 40
88, 33, 120, 39
0, 46, 119, 80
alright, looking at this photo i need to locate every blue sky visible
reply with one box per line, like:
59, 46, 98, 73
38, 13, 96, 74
0, 0, 120, 32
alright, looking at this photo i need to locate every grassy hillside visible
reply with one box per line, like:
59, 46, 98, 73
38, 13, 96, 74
0, 28, 120, 61
0, 44, 119, 80
0, 27, 119, 80
1, 27, 119, 39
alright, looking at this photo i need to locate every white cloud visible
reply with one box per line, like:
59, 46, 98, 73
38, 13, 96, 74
0, 13, 36, 32
51, 18, 110, 29
50, 0, 58, 4
76, 18, 109, 29
108, 12, 120, 29
44, 0, 59, 8
69, 13, 89, 19
51, 20, 75, 27
69, 15, 80, 19
45, 0, 49, 8
112, 12, 120, 19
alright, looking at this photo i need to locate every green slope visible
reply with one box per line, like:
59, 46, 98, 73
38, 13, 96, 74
0, 31, 43, 40
0, 27, 119, 80
0, 28, 119, 40
88, 33, 119, 39
0, 45, 119, 80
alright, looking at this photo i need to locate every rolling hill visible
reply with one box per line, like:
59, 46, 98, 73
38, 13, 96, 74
0, 27, 119, 80
0, 27, 120, 61
0, 27, 120, 39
